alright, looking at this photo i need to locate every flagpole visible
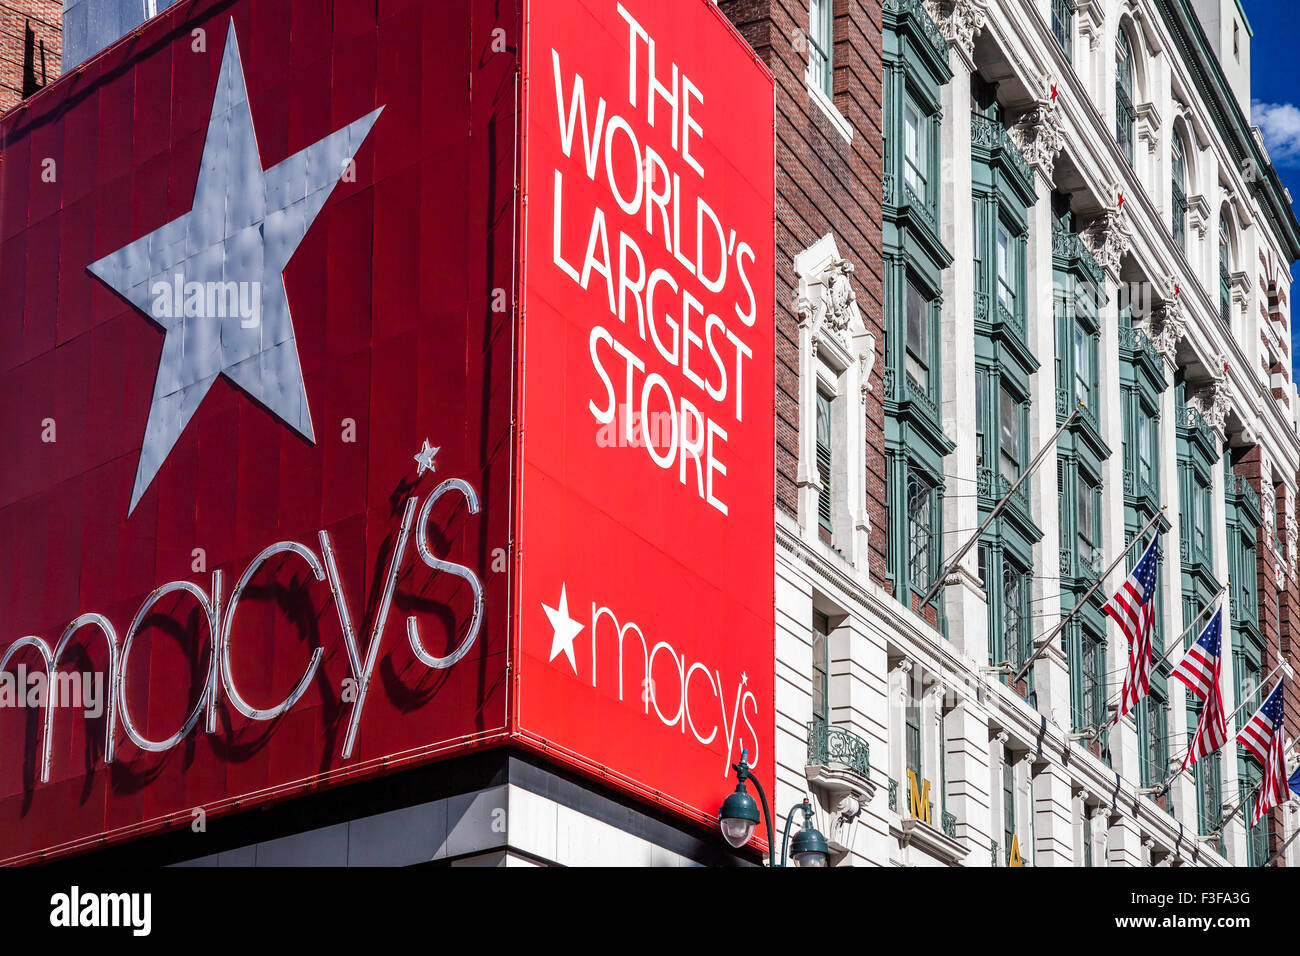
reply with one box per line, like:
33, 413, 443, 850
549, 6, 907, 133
1142, 584, 1228, 681
1009, 507, 1165, 686
1262, 814, 1300, 867
918, 404, 1083, 610
1159, 662, 1290, 798
1071, 585, 1230, 743
1210, 735, 1299, 843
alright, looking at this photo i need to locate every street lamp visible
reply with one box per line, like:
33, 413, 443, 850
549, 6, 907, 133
717, 750, 829, 867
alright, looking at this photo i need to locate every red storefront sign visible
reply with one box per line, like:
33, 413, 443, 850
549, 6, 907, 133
513, 0, 775, 824
0, 0, 773, 863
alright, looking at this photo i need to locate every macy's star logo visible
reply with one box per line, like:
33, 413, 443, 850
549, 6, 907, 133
88, 20, 383, 514
542, 583, 584, 674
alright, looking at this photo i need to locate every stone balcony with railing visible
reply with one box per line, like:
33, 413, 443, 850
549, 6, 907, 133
805, 720, 875, 863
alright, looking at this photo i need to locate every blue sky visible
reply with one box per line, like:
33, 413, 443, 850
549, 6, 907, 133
1246, 0, 1300, 196
1243, 1, 1300, 367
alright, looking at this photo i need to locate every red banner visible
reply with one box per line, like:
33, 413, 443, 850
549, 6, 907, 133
514, 0, 775, 830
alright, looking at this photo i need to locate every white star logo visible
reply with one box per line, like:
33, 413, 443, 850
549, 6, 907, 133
414, 439, 440, 477
542, 584, 584, 675
87, 20, 383, 514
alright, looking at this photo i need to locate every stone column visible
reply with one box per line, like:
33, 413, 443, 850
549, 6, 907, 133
1022, 148, 1075, 865
1210, 429, 1246, 866
944, 695, 993, 864
937, 48, 986, 662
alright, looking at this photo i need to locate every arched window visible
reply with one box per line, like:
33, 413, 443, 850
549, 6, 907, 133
1219, 216, 1232, 324
1171, 131, 1188, 250
1116, 29, 1136, 165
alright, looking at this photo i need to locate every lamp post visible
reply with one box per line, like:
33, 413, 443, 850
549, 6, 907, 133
717, 750, 829, 867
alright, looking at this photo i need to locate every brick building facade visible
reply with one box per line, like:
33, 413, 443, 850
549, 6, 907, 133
0, 1, 59, 114
721, 0, 889, 592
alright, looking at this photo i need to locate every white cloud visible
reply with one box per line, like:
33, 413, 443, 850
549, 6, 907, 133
1253, 100, 1300, 165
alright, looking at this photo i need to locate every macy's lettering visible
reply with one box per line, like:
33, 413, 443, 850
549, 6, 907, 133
589, 602, 758, 775
0, 479, 484, 784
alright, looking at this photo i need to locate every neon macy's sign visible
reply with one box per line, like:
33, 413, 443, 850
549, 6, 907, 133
0, 479, 484, 785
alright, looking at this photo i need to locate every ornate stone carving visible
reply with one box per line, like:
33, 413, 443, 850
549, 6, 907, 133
1141, 279, 1185, 363
922, 0, 988, 62
1288, 512, 1298, 578
1188, 375, 1230, 434
806, 764, 873, 863
1261, 480, 1277, 537
821, 258, 856, 332
859, 342, 876, 403
1082, 200, 1131, 279
794, 254, 862, 352
1007, 76, 1065, 183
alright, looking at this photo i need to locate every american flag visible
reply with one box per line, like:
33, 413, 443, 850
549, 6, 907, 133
1105, 533, 1160, 722
1237, 682, 1292, 828
1172, 609, 1228, 769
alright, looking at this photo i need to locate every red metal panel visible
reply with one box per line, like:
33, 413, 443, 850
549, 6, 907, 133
0, 0, 519, 863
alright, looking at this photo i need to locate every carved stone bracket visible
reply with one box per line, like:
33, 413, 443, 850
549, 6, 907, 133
859, 344, 877, 404
1188, 375, 1230, 434
1082, 198, 1131, 280
1008, 76, 1065, 183
1136, 101, 1162, 154
1139, 279, 1185, 364
806, 763, 875, 864
922, 0, 988, 64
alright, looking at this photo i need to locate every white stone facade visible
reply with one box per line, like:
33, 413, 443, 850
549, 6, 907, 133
775, 0, 1300, 867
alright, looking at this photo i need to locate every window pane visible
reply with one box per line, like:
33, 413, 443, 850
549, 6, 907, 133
1138, 412, 1153, 484
999, 386, 1020, 481
1074, 325, 1090, 406
1078, 476, 1094, 560
808, 0, 832, 94
817, 392, 833, 531
1117, 31, 1133, 95
907, 470, 933, 587
1195, 480, 1209, 552
906, 282, 928, 389
812, 611, 829, 723
997, 225, 1014, 311
1052, 0, 1072, 59
904, 99, 927, 198
1003, 754, 1016, 852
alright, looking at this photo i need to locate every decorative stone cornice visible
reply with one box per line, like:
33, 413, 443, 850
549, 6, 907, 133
1076, 0, 1105, 50
922, 0, 988, 64
1187, 193, 1211, 240
1136, 101, 1162, 153
1082, 198, 1131, 280
1007, 77, 1065, 184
